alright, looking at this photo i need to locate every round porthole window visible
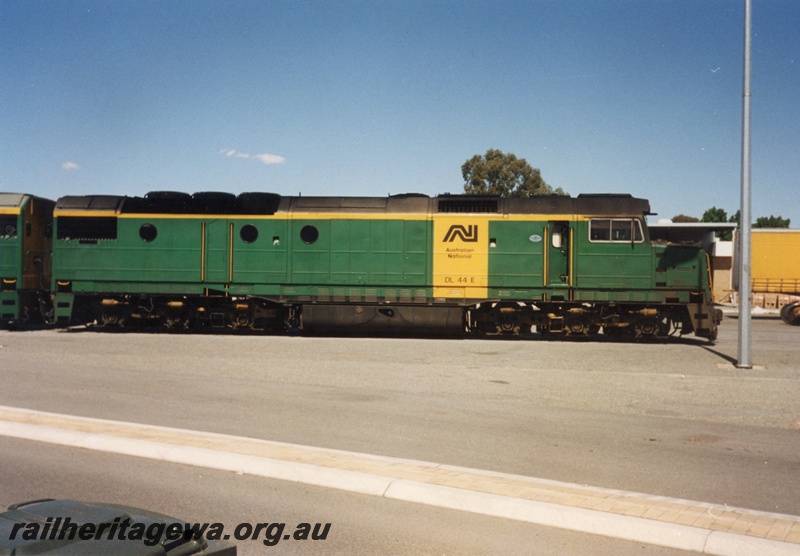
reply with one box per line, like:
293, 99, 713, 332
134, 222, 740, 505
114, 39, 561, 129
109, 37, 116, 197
240, 224, 259, 243
139, 223, 158, 242
300, 225, 319, 244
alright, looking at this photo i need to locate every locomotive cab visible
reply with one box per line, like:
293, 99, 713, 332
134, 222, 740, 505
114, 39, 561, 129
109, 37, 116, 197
0, 193, 55, 326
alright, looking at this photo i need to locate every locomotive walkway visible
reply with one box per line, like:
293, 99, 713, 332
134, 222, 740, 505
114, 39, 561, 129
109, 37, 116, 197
1, 404, 798, 555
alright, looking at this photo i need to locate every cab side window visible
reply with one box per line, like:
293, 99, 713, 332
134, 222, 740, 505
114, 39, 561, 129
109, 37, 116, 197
589, 219, 643, 243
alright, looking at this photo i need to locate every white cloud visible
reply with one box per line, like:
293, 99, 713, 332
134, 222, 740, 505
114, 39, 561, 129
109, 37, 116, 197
220, 148, 285, 165
253, 153, 286, 165
62, 161, 80, 171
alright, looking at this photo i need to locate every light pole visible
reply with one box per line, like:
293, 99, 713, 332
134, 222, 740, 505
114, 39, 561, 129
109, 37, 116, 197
737, 0, 752, 368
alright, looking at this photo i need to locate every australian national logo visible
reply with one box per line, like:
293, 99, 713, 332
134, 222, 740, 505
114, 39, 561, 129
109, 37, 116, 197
443, 224, 478, 242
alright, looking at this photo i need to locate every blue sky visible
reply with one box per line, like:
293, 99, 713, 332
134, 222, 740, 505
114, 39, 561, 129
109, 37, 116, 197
2, 1, 798, 226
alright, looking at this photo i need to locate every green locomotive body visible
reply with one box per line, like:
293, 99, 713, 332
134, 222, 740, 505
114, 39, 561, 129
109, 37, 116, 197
0, 193, 54, 326
49, 191, 720, 340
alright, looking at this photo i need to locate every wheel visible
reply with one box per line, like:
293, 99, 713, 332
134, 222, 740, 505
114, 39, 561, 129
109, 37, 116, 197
780, 301, 800, 325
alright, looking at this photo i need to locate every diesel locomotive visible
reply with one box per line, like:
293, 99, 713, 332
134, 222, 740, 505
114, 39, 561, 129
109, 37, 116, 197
0, 193, 55, 324
1, 190, 721, 341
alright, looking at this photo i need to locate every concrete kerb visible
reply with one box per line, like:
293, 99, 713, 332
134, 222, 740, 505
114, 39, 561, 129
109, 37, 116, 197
1, 406, 799, 555
718, 304, 781, 318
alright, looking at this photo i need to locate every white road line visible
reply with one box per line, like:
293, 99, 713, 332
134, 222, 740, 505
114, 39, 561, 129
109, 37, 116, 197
1, 405, 798, 555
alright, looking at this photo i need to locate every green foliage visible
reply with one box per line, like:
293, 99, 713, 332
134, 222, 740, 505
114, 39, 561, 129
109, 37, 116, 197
672, 214, 700, 223
701, 206, 731, 239
754, 215, 791, 228
723, 211, 789, 228
462, 149, 564, 197
701, 207, 728, 223
678, 208, 791, 240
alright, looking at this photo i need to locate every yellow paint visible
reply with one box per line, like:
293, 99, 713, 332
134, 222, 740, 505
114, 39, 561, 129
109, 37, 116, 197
53, 210, 119, 217
228, 223, 234, 282
52, 210, 589, 222
53, 210, 429, 221
432, 216, 489, 299
569, 226, 575, 287
751, 230, 800, 293
200, 222, 206, 282
542, 227, 548, 287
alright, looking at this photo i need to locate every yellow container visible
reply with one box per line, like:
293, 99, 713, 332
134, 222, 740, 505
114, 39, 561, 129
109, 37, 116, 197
751, 230, 800, 294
